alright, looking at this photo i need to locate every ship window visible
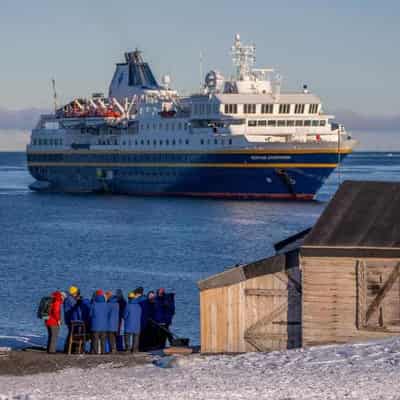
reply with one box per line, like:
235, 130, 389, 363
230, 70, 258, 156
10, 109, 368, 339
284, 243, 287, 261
320, 120, 326, 126
295, 120, 303, 127
160, 140, 163, 145
200, 139, 204, 145
312, 120, 319, 127
261, 104, 273, 114
294, 104, 305, 114
172, 139, 176, 145
258, 120, 267, 126
214, 139, 218, 145
268, 120, 276, 127
229, 139, 232, 145
213, 104, 219, 113
224, 104, 237, 114
287, 120, 295, 127
140, 140, 144, 145
178, 139, 182, 145
184, 123, 188, 130
277, 120, 286, 126
279, 104, 291, 114
147, 140, 151, 145
309, 104, 319, 114
244, 104, 256, 114
185, 139, 189, 145
248, 120, 257, 127
153, 140, 157, 146
166, 140, 169, 146
304, 120, 311, 126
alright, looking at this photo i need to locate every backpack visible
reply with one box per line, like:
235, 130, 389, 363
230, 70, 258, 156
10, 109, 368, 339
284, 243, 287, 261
37, 296, 53, 320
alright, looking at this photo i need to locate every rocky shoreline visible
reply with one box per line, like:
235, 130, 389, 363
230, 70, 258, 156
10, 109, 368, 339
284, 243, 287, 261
0, 348, 151, 376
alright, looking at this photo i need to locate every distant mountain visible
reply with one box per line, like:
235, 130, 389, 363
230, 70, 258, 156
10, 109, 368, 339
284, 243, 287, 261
0, 107, 49, 130
0, 106, 398, 132
333, 110, 400, 131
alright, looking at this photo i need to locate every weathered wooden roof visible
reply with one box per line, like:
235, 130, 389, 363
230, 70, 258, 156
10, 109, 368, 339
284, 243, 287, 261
198, 251, 298, 291
302, 180, 400, 257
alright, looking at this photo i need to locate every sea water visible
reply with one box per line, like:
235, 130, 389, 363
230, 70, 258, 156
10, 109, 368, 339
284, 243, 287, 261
0, 151, 399, 348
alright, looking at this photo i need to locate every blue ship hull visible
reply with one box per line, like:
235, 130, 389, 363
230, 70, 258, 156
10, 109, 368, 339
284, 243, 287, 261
27, 149, 348, 200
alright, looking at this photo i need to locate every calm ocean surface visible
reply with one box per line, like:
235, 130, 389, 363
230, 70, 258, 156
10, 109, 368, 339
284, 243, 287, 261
0, 151, 399, 348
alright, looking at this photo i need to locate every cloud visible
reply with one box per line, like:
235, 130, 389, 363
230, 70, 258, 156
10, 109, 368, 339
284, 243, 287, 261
0, 107, 49, 130
333, 110, 400, 131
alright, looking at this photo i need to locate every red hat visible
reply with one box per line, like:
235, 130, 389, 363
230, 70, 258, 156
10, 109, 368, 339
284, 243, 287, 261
95, 289, 104, 296
157, 287, 165, 295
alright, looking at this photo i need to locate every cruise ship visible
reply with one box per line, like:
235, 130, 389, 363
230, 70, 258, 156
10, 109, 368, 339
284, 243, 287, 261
27, 34, 356, 199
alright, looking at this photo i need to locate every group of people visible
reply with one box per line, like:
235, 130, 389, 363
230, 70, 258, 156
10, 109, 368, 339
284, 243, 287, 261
43, 286, 175, 354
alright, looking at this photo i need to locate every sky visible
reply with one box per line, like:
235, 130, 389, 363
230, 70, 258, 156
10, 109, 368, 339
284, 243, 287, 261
0, 0, 399, 150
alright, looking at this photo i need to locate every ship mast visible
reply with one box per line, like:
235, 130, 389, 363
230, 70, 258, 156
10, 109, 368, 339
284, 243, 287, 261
231, 34, 256, 81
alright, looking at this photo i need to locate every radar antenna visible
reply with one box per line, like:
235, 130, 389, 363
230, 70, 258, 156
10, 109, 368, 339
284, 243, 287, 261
51, 78, 58, 112
231, 34, 256, 81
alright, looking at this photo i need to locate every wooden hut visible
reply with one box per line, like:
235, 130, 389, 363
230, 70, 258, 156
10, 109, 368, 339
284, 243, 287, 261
198, 250, 302, 353
199, 181, 400, 353
302, 181, 400, 347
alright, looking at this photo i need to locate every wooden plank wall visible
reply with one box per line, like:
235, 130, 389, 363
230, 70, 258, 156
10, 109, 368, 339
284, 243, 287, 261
200, 266, 301, 353
302, 256, 400, 347
200, 282, 245, 353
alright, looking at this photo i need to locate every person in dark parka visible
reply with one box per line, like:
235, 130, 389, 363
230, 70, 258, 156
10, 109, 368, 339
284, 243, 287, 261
123, 292, 142, 352
90, 290, 108, 354
63, 286, 82, 353
107, 294, 120, 353
154, 288, 175, 326
153, 288, 176, 348
115, 289, 127, 351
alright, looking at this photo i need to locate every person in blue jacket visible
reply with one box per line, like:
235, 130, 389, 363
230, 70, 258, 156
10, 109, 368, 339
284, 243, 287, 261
107, 294, 120, 353
90, 289, 108, 354
123, 291, 142, 352
63, 285, 82, 353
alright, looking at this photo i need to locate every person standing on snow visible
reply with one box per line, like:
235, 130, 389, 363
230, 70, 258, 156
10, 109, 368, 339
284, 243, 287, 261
107, 293, 120, 353
45, 291, 66, 353
63, 285, 82, 352
123, 291, 142, 352
153, 288, 176, 348
90, 289, 108, 354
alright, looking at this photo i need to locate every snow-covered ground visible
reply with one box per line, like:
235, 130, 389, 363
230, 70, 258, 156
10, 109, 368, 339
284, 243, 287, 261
2, 337, 400, 400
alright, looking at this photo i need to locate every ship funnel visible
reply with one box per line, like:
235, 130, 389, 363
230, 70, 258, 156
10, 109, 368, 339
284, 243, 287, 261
109, 49, 160, 100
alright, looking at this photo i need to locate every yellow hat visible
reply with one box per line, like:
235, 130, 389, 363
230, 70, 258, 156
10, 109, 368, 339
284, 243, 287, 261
69, 286, 79, 296
128, 291, 136, 299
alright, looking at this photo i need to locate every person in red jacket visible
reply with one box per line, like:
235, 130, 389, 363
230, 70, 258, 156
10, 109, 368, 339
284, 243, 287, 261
45, 291, 65, 353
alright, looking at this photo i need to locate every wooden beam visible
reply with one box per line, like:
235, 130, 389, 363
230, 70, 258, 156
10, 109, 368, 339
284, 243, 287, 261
365, 263, 400, 322
245, 288, 300, 297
